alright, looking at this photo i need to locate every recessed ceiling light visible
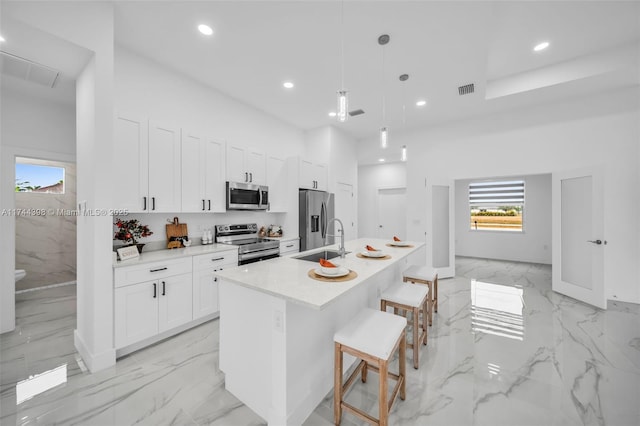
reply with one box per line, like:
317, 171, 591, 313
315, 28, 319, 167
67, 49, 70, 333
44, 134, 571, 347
416, 100, 427, 107
283, 81, 294, 89
328, 112, 337, 117
378, 158, 385, 162
198, 24, 213, 36
533, 41, 549, 52
0, 35, 5, 43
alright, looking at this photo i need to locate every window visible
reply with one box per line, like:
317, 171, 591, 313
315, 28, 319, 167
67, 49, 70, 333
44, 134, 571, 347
15, 158, 65, 194
469, 180, 524, 232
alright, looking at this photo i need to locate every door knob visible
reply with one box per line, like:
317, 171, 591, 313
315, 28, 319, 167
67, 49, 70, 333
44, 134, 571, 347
587, 239, 602, 245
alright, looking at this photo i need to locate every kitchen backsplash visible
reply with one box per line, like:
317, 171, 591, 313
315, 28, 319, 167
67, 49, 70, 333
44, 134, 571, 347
113, 211, 291, 252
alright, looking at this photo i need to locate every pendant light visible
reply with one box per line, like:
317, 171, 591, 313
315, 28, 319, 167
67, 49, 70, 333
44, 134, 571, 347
379, 34, 390, 148
336, 1, 348, 122
399, 74, 409, 162
401, 145, 407, 162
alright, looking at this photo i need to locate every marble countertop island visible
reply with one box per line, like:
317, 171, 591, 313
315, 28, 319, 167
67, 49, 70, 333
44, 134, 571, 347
217, 237, 425, 425
214, 238, 422, 310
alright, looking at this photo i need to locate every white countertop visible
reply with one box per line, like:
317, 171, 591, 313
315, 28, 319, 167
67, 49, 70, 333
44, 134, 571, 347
113, 243, 238, 268
214, 238, 424, 310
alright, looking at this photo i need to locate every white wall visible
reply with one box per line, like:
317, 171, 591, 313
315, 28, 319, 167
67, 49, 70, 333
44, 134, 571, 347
357, 163, 407, 238
455, 174, 552, 264
115, 46, 304, 237
359, 88, 640, 303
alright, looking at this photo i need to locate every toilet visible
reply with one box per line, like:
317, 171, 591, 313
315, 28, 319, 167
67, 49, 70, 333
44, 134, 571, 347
15, 269, 26, 282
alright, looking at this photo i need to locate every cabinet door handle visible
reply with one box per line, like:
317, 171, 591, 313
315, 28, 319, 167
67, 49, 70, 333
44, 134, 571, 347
285, 244, 294, 248
150, 267, 168, 272
162, 281, 166, 296
245, 172, 248, 182
211, 257, 224, 262
208, 200, 211, 211
153, 283, 157, 298
202, 199, 206, 211
143, 196, 147, 210
249, 172, 253, 182
152, 197, 156, 210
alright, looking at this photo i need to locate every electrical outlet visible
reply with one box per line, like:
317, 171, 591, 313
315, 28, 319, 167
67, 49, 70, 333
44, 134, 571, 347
274, 310, 284, 332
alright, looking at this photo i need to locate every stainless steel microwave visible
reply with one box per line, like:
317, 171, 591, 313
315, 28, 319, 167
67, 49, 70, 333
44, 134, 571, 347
226, 182, 269, 210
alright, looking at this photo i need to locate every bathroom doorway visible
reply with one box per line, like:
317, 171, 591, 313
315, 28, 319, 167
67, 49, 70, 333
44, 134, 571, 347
14, 157, 77, 292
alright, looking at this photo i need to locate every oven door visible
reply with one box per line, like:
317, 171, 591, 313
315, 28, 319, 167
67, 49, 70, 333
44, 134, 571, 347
227, 182, 268, 210
238, 247, 280, 265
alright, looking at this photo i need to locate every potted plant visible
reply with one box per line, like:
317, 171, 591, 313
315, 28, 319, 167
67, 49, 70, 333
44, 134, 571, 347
114, 218, 153, 253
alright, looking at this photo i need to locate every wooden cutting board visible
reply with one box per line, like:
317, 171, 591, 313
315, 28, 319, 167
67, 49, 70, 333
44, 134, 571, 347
166, 217, 188, 249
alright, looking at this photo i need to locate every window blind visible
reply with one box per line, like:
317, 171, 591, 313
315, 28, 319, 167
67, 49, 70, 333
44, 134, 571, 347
469, 180, 525, 207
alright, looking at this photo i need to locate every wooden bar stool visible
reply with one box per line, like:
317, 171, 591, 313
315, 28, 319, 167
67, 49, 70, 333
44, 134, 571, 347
403, 266, 438, 326
380, 283, 429, 369
334, 308, 407, 426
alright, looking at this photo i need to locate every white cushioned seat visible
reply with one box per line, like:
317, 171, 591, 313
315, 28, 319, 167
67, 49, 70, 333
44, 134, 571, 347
381, 283, 429, 308
334, 308, 407, 360
403, 265, 437, 282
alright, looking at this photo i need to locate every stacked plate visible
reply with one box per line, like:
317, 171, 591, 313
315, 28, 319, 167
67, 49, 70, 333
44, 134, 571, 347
315, 266, 350, 278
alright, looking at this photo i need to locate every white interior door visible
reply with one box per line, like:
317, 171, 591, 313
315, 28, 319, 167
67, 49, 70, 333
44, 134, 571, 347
376, 187, 406, 240
552, 167, 606, 309
426, 179, 455, 278
335, 182, 355, 241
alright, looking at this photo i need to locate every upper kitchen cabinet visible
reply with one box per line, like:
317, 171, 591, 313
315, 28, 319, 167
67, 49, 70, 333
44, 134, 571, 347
113, 113, 149, 212
299, 158, 327, 191
148, 120, 182, 212
181, 130, 226, 213
266, 155, 288, 212
226, 144, 266, 185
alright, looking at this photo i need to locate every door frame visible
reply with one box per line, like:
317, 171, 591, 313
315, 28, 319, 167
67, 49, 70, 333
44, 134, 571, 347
426, 178, 455, 278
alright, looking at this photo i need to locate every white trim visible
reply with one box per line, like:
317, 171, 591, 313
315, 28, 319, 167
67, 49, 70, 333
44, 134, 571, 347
74, 329, 116, 373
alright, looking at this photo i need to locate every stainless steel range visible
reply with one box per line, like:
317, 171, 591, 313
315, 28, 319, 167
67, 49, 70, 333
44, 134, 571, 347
215, 223, 280, 265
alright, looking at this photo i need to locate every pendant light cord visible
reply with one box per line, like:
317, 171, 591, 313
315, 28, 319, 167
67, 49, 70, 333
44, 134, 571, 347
381, 44, 386, 124
340, 0, 345, 89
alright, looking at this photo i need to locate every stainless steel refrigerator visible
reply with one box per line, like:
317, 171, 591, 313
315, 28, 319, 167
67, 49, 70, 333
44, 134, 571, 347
299, 189, 335, 252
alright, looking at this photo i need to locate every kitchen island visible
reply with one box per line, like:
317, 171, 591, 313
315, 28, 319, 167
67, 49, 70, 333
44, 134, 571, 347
215, 238, 425, 426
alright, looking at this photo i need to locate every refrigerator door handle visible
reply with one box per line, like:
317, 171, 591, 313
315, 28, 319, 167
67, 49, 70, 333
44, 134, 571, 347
321, 201, 326, 239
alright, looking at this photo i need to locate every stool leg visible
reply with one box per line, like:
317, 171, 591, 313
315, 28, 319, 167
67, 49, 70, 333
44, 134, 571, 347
334, 343, 342, 425
427, 282, 433, 326
412, 306, 419, 369
379, 358, 389, 426
399, 332, 406, 400
434, 276, 439, 313
423, 298, 428, 345
362, 361, 368, 383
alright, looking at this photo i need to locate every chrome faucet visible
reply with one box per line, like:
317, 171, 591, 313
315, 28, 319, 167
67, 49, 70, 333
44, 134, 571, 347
325, 218, 346, 258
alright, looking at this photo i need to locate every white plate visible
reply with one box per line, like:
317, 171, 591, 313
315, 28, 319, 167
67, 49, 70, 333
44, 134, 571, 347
314, 267, 349, 278
390, 241, 410, 247
361, 250, 385, 258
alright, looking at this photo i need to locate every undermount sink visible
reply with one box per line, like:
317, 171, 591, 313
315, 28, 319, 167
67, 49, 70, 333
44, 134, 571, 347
294, 250, 349, 263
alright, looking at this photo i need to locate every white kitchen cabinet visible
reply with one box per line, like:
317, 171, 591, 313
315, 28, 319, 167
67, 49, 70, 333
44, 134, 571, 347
181, 130, 226, 212
192, 250, 238, 319
266, 155, 287, 212
226, 144, 266, 185
148, 120, 182, 212
299, 158, 327, 191
114, 272, 193, 348
278, 238, 300, 256
113, 113, 149, 212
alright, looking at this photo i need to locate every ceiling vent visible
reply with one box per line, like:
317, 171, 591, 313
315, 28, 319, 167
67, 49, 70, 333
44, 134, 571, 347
458, 83, 475, 96
0, 51, 60, 88
348, 109, 365, 117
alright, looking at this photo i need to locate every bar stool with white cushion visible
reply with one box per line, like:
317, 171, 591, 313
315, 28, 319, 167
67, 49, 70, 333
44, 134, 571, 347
380, 283, 429, 369
402, 265, 438, 326
334, 308, 407, 426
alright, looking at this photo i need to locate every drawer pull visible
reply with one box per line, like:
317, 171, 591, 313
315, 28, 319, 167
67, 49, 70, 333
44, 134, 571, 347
162, 281, 166, 296
211, 257, 224, 262
150, 267, 168, 273
285, 244, 294, 248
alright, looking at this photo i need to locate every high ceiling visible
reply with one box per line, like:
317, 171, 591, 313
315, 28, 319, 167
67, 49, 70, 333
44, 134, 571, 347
113, 0, 640, 142
2, 1, 639, 148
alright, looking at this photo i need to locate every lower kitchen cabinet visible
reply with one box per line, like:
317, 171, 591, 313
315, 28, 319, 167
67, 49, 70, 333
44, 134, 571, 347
114, 272, 193, 349
192, 250, 238, 319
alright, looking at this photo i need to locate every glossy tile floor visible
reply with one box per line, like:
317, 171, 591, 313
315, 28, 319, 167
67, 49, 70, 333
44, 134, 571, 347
1, 257, 638, 425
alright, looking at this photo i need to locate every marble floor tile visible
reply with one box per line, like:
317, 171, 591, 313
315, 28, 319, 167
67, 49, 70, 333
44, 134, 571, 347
1, 257, 639, 426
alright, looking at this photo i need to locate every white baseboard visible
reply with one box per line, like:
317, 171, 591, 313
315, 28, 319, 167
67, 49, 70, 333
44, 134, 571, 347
74, 329, 116, 373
